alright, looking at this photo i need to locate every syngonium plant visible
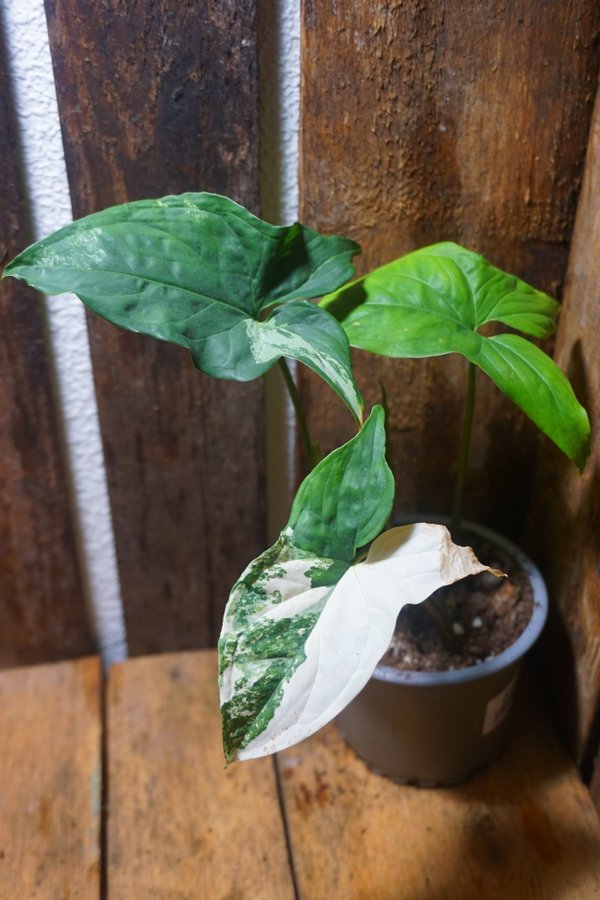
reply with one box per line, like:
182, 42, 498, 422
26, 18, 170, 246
3, 193, 589, 762
320, 242, 591, 534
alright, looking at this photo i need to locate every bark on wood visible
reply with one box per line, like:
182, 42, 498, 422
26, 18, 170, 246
530, 88, 600, 776
299, 0, 600, 539
278, 684, 600, 898
0, 24, 93, 665
44, 0, 265, 652
0, 657, 101, 897
107, 651, 295, 898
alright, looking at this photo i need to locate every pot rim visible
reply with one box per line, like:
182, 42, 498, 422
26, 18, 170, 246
372, 516, 548, 687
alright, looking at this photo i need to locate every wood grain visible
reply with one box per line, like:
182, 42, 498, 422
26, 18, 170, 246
44, 0, 265, 652
279, 685, 600, 899
0, 22, 93, 666
106, 650, 295, 898
299, 1, 600, 538
0, 657, 101, 898
529, 88, 600, 774
592, 756, 600, 814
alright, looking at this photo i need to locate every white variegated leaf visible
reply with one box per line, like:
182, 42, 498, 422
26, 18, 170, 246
219, 523, 500, 762
4, 194, 364, 423
245, 301, 364, 423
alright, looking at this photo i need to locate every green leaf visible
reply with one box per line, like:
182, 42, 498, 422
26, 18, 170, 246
322, 241, 590, 467
475, 334, 590, 469
287, 405, 394, 561
219, 407, 500, 763
219, 404, 393, 762
245, 301, 363, 421
219, 522, 498, 763
4, 192, 363, 420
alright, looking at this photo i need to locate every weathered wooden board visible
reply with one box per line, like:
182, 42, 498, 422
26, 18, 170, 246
0, 23, 93, 666
299, 1, 600, 538
0, 657, 101, 898
106, 650, 295, 898
592, 758, 600, 815
44, 0, 265, 652
279, 685, 600, 898
530, 88, 600, 775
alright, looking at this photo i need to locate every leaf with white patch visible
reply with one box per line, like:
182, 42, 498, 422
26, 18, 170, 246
245, 300, 363, 422
220, 522, 500, 762
4, 192, 363, 421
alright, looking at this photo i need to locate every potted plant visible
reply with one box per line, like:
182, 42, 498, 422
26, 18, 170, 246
317, 241, 592, 783
3, 194, 589, 784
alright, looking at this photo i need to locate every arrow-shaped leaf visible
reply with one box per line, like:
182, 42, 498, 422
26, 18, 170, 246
219, 406, 498, 762
322, 242, 590, 467
287, 404, 393, 561
220, 522, 496, 762
4, 192, 363, 421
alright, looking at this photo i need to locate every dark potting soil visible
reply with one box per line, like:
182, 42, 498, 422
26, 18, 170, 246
381, 532, 534, 673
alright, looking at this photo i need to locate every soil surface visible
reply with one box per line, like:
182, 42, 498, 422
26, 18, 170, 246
381, 531, 534, 672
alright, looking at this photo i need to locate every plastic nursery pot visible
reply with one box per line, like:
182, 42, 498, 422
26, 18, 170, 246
336, 518, 548, 787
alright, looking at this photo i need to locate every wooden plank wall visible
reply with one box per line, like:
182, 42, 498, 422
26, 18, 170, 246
298, 1, 600, 541
0, 20, 94, 666
530, 87, 600, 779
299, 0, 600, 789
2, 2, 599, 776
44, 0, 264, 654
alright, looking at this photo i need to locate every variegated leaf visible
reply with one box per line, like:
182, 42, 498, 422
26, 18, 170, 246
4, 193, 363, 422
219, 522, 499, 762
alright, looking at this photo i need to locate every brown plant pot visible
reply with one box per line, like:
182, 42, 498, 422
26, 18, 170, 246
336, 519, 548, 787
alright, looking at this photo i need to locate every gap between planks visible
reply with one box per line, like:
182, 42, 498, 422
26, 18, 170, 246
3, 651, 600, 899
105, 650, 295, 899
277, 678, 600, 899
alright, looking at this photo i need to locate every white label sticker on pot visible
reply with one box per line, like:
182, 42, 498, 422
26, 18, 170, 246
482, 676, 518, 735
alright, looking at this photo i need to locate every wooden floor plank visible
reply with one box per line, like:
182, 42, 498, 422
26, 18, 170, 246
279, 684, 600, 899
106, 650, 295, 899
0, 657, 102, 899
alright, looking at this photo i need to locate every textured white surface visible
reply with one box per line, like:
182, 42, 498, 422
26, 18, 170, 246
259, 0, 301, 539
258, 0, 300, 225
2, 0, 127, 664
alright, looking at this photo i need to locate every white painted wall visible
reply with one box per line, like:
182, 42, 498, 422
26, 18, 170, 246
259, 0, 301, 540
0, 0, 300, 659
258, 0, 300, 226
1, 0, 127, 664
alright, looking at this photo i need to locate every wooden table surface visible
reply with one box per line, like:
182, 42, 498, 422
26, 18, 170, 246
1, 651, 600, 899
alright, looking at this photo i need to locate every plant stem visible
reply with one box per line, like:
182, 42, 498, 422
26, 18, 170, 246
278, 358, 319, 470
451, 362, 476, 539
